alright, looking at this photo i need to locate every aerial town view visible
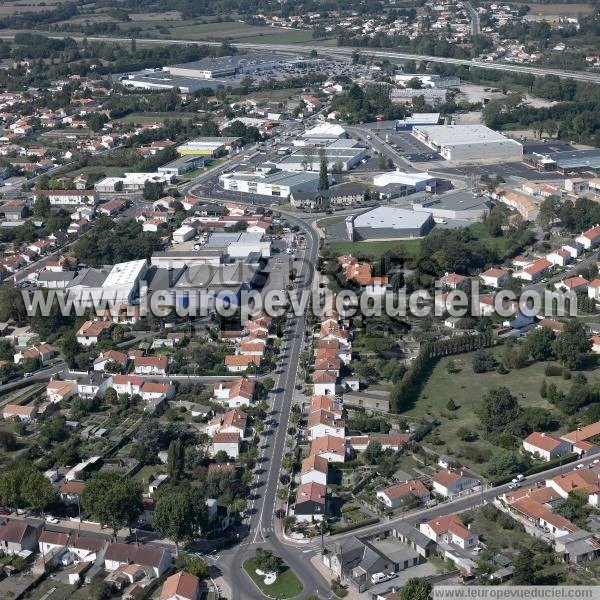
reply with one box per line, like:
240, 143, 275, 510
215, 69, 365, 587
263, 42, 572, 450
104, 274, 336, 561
3, 0, 600, 599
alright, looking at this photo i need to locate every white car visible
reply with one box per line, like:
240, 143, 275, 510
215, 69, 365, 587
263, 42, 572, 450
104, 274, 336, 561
46, 516, 59, 524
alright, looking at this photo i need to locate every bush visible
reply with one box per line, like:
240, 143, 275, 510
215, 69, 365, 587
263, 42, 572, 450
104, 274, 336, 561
472, 350, 497, 373
544, 365, 563, 377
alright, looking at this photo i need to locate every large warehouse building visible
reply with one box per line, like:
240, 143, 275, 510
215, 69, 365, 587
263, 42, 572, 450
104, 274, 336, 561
219, 169, 320, 197
412, 124, 523, 163
347, 206, 434, 241
412, 190, 491, 221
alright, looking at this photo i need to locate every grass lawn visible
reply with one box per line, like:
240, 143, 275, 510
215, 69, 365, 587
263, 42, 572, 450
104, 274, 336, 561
405, 347, 600, 476
243, 557, 303, 599
327, 239, 422, 259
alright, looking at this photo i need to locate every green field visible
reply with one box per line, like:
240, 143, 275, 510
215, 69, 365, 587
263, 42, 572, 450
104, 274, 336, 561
327, 239, 422, 259
116, 112, 198, 124
243, 557, 303, 599
405, 347, 600, 476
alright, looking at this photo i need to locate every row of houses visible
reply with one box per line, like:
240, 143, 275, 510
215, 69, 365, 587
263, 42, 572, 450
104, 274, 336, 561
0, 519, 201, 600
224, 311, 272, 372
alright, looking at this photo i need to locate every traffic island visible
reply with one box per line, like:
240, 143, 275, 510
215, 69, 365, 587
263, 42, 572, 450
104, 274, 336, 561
243, 549, 303, 599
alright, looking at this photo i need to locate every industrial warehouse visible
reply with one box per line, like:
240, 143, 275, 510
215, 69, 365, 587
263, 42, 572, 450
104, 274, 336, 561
412, 124, 524, 163
346, 206, 435, 240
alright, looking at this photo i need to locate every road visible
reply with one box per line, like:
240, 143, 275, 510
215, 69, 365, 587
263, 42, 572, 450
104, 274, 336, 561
4, 33, 600, 83
191, 201, 330, 598
464, 2, 480, 36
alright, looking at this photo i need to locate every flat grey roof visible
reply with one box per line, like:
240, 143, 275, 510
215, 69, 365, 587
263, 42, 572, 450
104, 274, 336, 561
354, 206, 431, 230
414, 124, 518, 146
540, 149, 600, 169
38, 271, 77, 282
414, 190, 491, 211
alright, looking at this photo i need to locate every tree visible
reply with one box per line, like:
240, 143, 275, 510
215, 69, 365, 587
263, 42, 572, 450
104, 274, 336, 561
553, 321, 592, 370
174, 553, 208, 579
33, 194, 51, 218
21, 469, 57, 514
167, 439, 185, 480
400, 578, 432, 600
318, 149, 329, 191
254, 548, 281, 573
0, 430, 16, 451
152, 490, 206, 554
512, 547, 536, 584
478, 387, 520, 433
81, 473, 143, 537
363, 440, 382, 464
527, 328, 556, 361
472, 349, 497, 373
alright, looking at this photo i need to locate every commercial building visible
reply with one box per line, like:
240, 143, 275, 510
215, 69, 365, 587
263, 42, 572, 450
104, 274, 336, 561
390, 88, 448, 105
219, 169, 320, 197
177, 136, 241, 157
278, 144, 367, 172
394, 74, 461, 88
119, 70, 224, 93
525, 149, 600, 174
395, 113, 441, 131
95, 172, 174, 193
299, 123, 348, 144
412, 124, 523, 163
347, 206, 434, 241
412, 190, 491, 221
373, 170, 436, 192
205, 231, 271, 258
158, 155, 205, 176
169, 53, 296, 79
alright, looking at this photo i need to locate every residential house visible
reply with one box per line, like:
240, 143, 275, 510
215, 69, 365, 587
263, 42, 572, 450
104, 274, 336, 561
300, 454, 329, 486
439, 272, 466, 290
224, 354, 260, 372
104, 542, 171, 577
0, 520, 40, 555
515, 259, 552, 282
576, 226, 600, 250
310, 435, 347, 462
546, 248, 572, 267
523, 432, 571, 461
133, 356, 168, 376
294, 482, 327, 522
555, 276, 589, 293
76, 320, 112, 347
13, 342, 55, 364
307, 409, 345, 440
211, 432, 241, 459
420, 513, 478, 549
432, 467, 480, 498
312, 370, 337, 396
376, 480, 431, 509
39, 530, 69, 556
160, 571, 200, 600
3, 404, 36, 422
480, 268, 509, 288
213, 379, 255, 407
46, 379, 77, 403
93, 350, 128, 372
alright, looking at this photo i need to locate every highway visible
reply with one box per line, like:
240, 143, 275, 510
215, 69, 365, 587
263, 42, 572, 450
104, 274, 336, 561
3, 32, 599, 84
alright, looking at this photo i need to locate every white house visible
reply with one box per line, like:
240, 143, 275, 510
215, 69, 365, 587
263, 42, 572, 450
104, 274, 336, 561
420, 513, 478, 549
312, 370, 337, 396
300, 454, 328, 486
576, 226, 600, 250
376, 480, 431, 509
432, 467, 480, 498
307, 409, 345, 440
479, 268, 509, 288
546, 248, 572, 267
523, 432, 571, 461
